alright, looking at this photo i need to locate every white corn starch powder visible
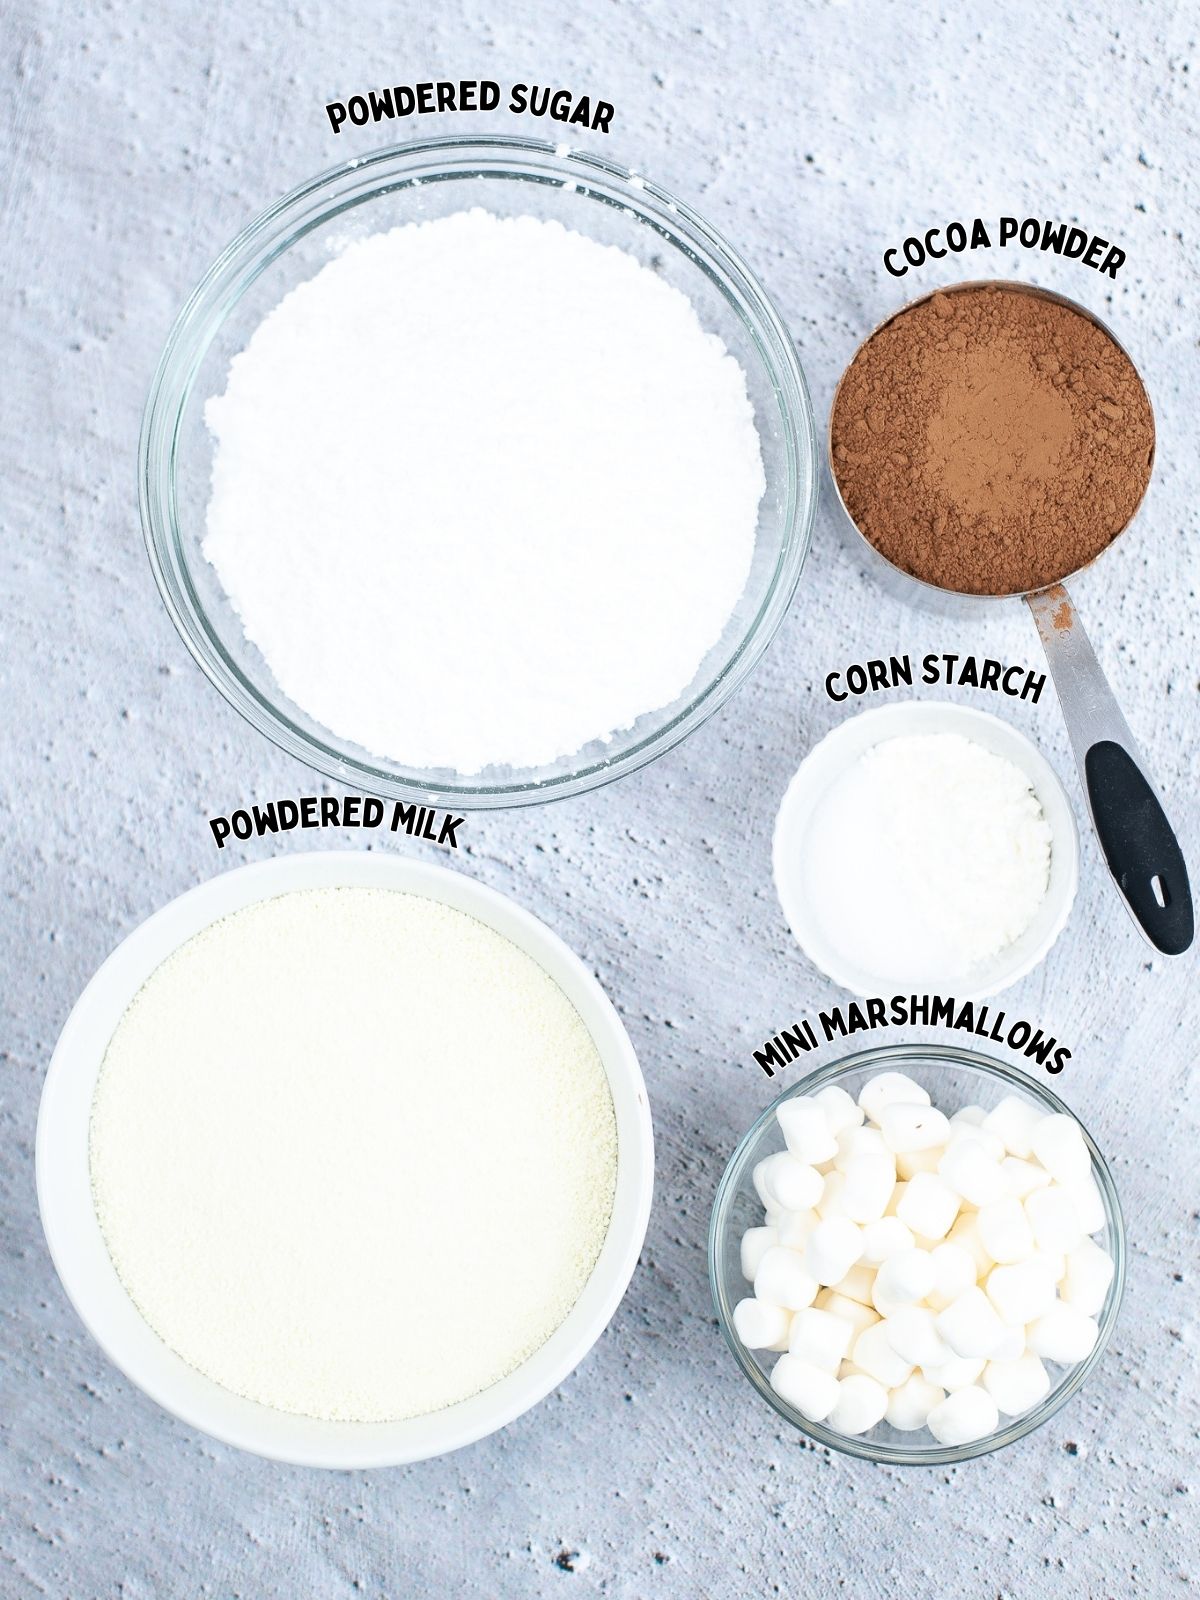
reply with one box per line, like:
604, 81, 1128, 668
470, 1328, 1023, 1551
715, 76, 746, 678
90, 888, 618, 1423
203, 210, 765, 773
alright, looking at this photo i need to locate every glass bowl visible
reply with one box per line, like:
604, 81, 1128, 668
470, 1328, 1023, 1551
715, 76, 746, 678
709, 1044, 1125, 1465
140, 135, 817, 808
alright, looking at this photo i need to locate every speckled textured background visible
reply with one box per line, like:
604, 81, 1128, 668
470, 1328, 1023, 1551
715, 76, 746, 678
3, 1, 1198, 1594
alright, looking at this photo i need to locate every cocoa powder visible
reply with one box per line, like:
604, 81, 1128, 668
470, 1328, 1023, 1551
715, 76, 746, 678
830, 284, 1155, 594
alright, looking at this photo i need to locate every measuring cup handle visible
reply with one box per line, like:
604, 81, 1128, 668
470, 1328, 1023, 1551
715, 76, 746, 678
1028, 585, 1194, 956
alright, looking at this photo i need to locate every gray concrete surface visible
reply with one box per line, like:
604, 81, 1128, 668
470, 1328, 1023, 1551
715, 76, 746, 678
3, 1, 1198, 1594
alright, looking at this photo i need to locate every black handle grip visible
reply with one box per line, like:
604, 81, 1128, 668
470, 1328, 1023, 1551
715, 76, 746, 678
1084, 740, 1194, 955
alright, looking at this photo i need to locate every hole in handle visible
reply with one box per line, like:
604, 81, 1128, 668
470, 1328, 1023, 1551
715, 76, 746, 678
1151, 873, 1168, 909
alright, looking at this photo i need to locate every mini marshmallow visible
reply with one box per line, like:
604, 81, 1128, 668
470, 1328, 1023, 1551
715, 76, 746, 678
947, 1122, 1006, 1163
983, 1352, 1050, 1416
816, 1290, 879, 1340
886, 1373, 945, 1431
754, 1246, 819, 1311
977, 1197, 1036, 1264
771, 1354, 841, 1421
858, 1071, 930, 1125
1027, 1303, 1099, 1364
985, 1257, 1058, 1326
815, 1084, 864, 1136
950, 1104, 987, 1127
861, 1216, 916, 1266
896, 1172, 961, 1241
788, 1306, 854, 1372
733, 1297, 792, 1351
1025, 1186, 1084, 1255
833, 1262, 876, 1306
741, 1225, 778, 1281
989, 1322, 1027, 1362
885, 1306, 953, 1368
1030, 1114, 1090, 1186
938, 1138, 1007, 1207
999, 1156, 1052, 1201
885, 1180, 909, 1218
1065, 1172, 1106, 1235
828, 1373, 889, 1435
805, 1217, 864, 1287
921, 1353, 986, 1392
947, 1214, 995, 1277
777, 1097, 840, 1166
852, 1320, 913, 1388
835, 1124, 888, 1169
982, 1094, 1043, 1159
841, 1152, 897, 1223
1063, 1238, 1115, 1317
936, 1287, 1007, 1358
896, 1148, 943, 1179
874, 1248, 936, 1309
927, 1242, 977, 1311
880, 1102, 951, 1154
776, 1209, 819, 1250
816, 1172, 851, 1219
757, 1151, 824, 1213
927, 1384, 1000, 1445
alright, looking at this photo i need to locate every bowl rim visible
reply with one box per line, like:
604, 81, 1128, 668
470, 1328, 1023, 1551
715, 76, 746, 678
138, 133, 818, 809
708, 1042, 1126, 1466
36, 851, 654, 1467
771, 700, 1080, 1000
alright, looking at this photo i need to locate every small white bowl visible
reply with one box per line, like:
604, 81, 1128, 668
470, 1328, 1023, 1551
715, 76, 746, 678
36, 852, 654, 1468
773, 702, 1078, 999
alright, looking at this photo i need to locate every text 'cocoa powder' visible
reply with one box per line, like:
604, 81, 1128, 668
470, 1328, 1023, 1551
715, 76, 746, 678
830, 284, 1155, 595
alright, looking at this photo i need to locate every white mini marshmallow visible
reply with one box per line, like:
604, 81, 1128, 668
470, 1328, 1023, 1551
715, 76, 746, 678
777, 1098, 840, 1167
861, 1216, 916, 1266
896, 1148, 942, 1180
757, 1151, 824, 1213
885, 1180, 909, 1218
985, 1257, 1058, 1326
977, 1197, 1036, 1264
788, 1306, 854, 1372
805, 1217, 865, 1286
874, 1247, 936, 1308
833, 1262, 876, 1306
816, 1290, 879, 1340
852, 1320, 913, 1388
1025, 1186, 1084, 1255
1065, 1172, 1106, 1235
754, 1246, 819, 1311
999, 1155, 1052, 1200
921, 1353, 986, 1392
814, 1084, 864, 1137
816, 1171, 852, 1219
927, 1384, 999, 1445
947, 1214, 995, 1277
858, 1071, 930, 1124
896, 1172, 961, 1241
950, 1104, 987, 1128
1027, 1303, 1099, 1364
927, 1242, 978, 1311
982, 1095, 1043, 1159
1063, 1238, 1115, 1317
880, 1102, 951, 1154
983, 1352, 1050, 1416
733, 1296, 792, 1351
841, 1152, 897, 1223
936, 1287, 1007, 1358
1030, 1114, 1090, 1185
885, 1306, 953, 1368
947, 1123, 1006, 1163
828, 1373, 889, 1435
771, 1354, 841, 1421
938, 1138, 1007, 1207
989, 1322, 1026, 1362
834, 1124, 888, 1169
741, 1225, 778, 1282
776, 1209, 819, 1250
886, 1373, 945, 1431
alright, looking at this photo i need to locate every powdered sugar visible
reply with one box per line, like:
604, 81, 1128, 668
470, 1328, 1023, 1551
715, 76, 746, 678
203, 209, 764, 773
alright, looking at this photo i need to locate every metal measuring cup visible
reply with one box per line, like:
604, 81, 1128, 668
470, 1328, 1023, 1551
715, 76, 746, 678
828, 280, 1193, 957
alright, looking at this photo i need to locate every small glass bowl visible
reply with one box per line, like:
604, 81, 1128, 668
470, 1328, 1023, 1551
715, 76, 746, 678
709, 1044, 1125, 1465
140, 135, 817, 809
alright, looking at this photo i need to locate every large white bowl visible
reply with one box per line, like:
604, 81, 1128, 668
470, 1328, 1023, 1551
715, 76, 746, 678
773, 701, 1079, 999
36, 852, 654, 1468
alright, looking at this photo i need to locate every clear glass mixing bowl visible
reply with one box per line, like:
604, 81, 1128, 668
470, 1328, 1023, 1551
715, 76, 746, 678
709, 1044, 1126, 1466
140, 135, 817, 808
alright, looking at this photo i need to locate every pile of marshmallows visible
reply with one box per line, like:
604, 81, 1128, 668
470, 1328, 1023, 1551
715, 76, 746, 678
734, 1072, 1115, 1446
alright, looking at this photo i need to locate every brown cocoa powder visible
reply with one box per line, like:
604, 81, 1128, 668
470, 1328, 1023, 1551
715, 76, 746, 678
829, 284, 1155, 595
